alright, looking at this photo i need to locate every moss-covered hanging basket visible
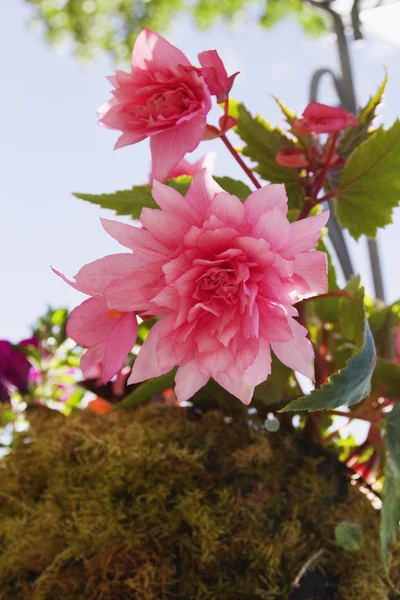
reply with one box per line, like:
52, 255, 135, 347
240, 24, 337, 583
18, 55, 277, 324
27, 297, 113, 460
0, 405, 398, 599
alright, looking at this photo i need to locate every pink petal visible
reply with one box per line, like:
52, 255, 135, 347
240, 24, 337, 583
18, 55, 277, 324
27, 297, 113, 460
234, 237, 273, 268
271, 319, 315, 380
102, 312, 138, 383
151, 180, 200, 224
185, 169, 223, 216
207, 192, 246, 229
67, 297, 113, 346
131, 28, 191, 72
282, 211, 329, 258
140, 207, 190, 249
214, 371, 254, 405
80, 344, 106, 380
245, 184, 288, 226
243, 336, 272, 387
293, 251, 328, 298
150, 117, 206, 182
105, 262, 165, 312
253, 208, 291, 251
174, 360, 210, 402
115, 131, 146, 149
258, 300, 294, 342
128, 318, 173, 384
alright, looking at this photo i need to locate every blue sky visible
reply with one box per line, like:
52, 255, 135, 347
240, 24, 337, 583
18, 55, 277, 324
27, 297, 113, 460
1, 2, 400, 341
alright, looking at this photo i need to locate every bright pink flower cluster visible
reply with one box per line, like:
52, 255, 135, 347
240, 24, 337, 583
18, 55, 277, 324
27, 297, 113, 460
99, 29, 235, 181
57, 172, 328, 405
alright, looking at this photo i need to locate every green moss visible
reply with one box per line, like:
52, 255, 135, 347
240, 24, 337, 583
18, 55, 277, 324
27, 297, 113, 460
0, 406, 398, 599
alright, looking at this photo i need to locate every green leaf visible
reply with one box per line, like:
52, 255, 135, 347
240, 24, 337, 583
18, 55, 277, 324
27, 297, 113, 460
336, 120, 400, 240
233, 102, 304, 209
335, 521, 364, 551
339, 74, 388, 157
339, 276, 365, 346
282, 279, 376, 412
381, 404, 400, 568
273, 96, 297, 127
115, 369, 177, 410
73, 176, 193, 219
213, 177, 252, 201
313, 237, 339, 324
372, 358, 400, 399
369, 301, 400, 358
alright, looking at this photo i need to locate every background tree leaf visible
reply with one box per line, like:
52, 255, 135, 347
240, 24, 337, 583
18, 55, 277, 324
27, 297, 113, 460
336, 120, 400, 240
381, 404, 400, 569
232, 102, 304, 209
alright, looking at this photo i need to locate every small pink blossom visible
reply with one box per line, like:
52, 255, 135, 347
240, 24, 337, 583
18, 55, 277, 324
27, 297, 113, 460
150, 152, 216, 181
198, 50, 239, 103
88, 171, 328, 405
53, 256, 138, 383
293, 102, 359, 135
99, 29, 212, 181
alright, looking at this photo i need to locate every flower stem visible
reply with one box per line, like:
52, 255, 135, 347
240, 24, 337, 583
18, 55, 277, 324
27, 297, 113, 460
312, 132, 339, 200
220, 134, 262, 189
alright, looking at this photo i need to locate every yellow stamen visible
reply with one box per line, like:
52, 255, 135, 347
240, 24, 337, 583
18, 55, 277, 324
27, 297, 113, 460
107, 309, 125, 320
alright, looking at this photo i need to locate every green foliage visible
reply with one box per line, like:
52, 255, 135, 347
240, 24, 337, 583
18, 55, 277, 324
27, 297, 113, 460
0, 405, 394, 599
116, 369, 177, 409
372, 358, 400, 399
233, 102, 304, 208
213, 176, 252, 201
25, 0, 328, 63
381, 404, 400, 569
335, 521, 364, 552
253, 355, 292, 408
369, 301, 400, 358
283, 278, 377, 412
74, 175, 252, 218
339, 74, 388, 157
336, 120, 400, 240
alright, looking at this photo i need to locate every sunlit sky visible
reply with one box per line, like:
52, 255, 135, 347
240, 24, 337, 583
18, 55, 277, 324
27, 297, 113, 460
1, 2, 400, 342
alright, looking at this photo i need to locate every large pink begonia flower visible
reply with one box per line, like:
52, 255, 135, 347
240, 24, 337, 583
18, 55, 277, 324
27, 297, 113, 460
98, 171, 328, 404
53, 256, 138, 383
99, 29, 212, 181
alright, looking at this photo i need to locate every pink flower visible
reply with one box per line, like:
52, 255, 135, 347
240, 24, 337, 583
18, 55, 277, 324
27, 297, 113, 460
275, 148, 310, 169
99, 29, 212, 181
293, 102, 359, 135
53, 255, 138, 383
198, 50, 239, 103
149, 152, 216, 181
98, 171, 328, 405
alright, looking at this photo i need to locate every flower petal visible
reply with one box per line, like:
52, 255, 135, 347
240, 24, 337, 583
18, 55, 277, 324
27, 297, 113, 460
131, 28, 191, 72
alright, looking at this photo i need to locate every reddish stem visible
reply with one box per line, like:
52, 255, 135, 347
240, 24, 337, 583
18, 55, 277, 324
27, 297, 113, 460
296, 199, 314, 221
312, 132, 339, 200
220, 134, 262, 189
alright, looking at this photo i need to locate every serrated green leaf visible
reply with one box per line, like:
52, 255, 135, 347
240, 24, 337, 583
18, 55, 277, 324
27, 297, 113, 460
273, 96, 297, 126
335, 521, 364, 551
73, 176, 193, 219
282, 319, 376, 412
336, 120, 400, 240
381, 404, 400, 568
233, 102, 304, 209
115, 369, 177, 410
339, 74, 388, 157
213, 177, 252, 201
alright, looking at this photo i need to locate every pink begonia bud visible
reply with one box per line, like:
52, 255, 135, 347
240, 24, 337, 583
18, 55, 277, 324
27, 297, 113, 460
276, 148, 310, 169
98, 29, 212, 181
198, 50, 239, 103
293, 102, 359, 135
57, 172, 328, 405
